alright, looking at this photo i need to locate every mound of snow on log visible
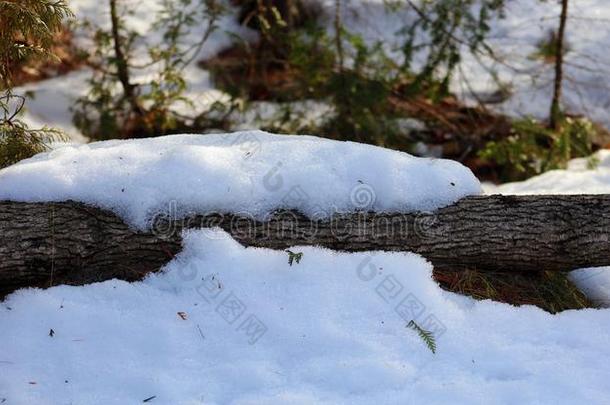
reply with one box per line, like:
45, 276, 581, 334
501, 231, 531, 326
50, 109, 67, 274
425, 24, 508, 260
2, 229, 610, 404
0, 131, 481, 227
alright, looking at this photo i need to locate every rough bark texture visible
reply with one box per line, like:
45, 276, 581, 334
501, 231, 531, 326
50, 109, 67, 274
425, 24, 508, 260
0, 201, 180, 298
1, 194, 609, 298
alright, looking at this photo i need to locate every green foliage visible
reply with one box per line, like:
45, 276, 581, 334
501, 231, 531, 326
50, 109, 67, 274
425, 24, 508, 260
0, 120, 65, 169
406, 320, 437, 354
480, 117, 598, 181
285, 250, 303, 266
0, 0, 71, 168
395, 0, 505, 100
0, 0, 73, 87
249, 21, 405, 145
530, 30, 569, 63
72, 0, 225, 140
235, 0, 321, 32
0, 92, 67, 169
230, 0, 505, 149
323, 32, 399, 142
288, 27, 401, 143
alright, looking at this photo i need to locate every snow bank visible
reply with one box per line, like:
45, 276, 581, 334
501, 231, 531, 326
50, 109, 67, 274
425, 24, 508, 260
570, 267, 610, 308
1, 229, 609, 404
484, 150, 610, 195
0, 131, 481, 228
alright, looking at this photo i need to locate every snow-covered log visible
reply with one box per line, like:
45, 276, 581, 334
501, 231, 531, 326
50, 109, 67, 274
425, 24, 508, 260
1, 194, 609, 298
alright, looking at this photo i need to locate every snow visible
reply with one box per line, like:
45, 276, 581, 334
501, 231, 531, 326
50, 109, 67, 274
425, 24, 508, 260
484, 150, 610, 195
3, 1, 610, 401
2, 229, 610, 404
0, 131, 481, 228
481, 0, 610, 128
569, 267, 610, 308
0, 134, 609, 402
68, 0, 251, 61
17, 70, 91, 144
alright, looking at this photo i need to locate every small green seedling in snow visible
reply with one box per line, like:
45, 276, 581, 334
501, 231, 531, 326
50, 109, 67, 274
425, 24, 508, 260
407, 320, 436, 354
285, 250, 303, 266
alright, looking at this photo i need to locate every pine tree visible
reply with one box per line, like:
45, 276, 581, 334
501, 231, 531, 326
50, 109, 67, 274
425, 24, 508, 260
0, 0, 73, 86
0, 0, 73, 168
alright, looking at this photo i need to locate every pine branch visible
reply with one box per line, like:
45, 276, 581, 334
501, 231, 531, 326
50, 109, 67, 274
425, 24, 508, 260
285, 249, 303, 266
406, 320, 436, 354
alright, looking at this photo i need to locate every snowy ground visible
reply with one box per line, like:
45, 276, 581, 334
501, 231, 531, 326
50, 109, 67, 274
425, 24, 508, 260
1, 133, 610, 404
2, 230, 610, 404
4, 0, 610, 402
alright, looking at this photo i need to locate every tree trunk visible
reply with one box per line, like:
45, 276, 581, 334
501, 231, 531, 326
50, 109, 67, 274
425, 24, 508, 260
550, 0, 569, 130
109, 0, 143, 117
334, 0, 344, 71
1, 194, 610, 298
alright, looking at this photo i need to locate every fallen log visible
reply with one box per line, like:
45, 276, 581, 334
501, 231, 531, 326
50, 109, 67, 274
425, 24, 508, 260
1, 194, 609, 298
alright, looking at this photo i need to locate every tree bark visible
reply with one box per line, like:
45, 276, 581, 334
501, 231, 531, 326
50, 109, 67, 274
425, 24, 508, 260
1, 194, 609, 298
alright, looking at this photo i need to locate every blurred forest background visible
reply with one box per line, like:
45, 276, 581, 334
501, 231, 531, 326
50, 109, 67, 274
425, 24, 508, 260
2, 0, 609, 183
